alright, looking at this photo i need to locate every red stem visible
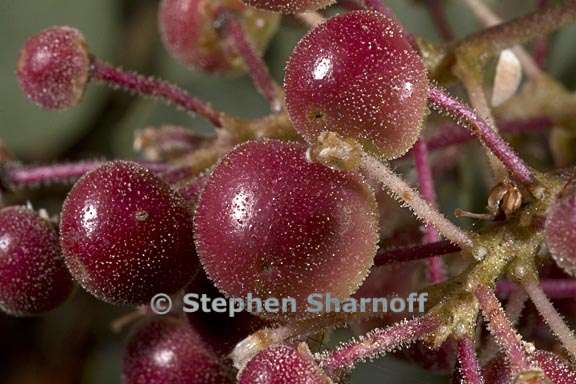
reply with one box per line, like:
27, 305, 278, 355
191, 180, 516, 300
362, 0, 395, 18
425, 0, 454, 42
474, 285, 533, 375
425, 117, 553, 152
374, 240, 460, 266
220, 11, 282, 112
319, 316, 439, 376
4, 161, 171, 189
339, 0, 364, 11
456, 336, 485, 384
428, 87, 535, 185
90, 59, 224, 128
533, 0, 551, 69
497, 279, 576, 300
413, 139, 445, 283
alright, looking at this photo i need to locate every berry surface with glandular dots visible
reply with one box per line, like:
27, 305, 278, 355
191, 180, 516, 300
159, 0, 280, 73
60, 161, 198, 305
241, 0, 335, 13
284, 10, 429, 159
17, 26, 90, 110
238, 344, 331, 384
194, 140, 379, 318
0, 206, 73, 316
123, 317, 231, 384
545, 180, 576, 277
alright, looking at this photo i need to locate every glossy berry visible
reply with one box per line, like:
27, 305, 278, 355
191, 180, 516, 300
545, 183, 576, 277
60, 161, 197, 305
240, 0, 335, 13
284, 11, 428, 159
17, 26, 91, 110
238, 344, 330, 384
159, 0, 280, 73
0, 206, 73, 316
194, 140, 379, 318
123, 317, 231, 384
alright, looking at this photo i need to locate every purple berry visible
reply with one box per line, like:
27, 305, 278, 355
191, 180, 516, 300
284, 11, 428, 159
194, 140, 379, 318
241, 0, 335, 13
123, 317, 231, 384
0, 206, 73, 316
60, 161, 197, 305
17, 26, 91, 110
159, 0, 280, 73
238, 344, 330, 384
545, 182, 576, 277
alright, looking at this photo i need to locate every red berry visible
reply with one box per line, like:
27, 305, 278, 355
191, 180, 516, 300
194, 140, 379, 318
123, 317, 231, 384
0, 206, 73, 316
284, 11, 428, 159
159, 0, 280, 73
238, 344, 330, 384
545, 182, 576, 277
60, 161, 197, 305
241, 0, 335, 13
17, 26, 90, 110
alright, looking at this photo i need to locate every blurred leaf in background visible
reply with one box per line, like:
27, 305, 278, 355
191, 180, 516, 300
0, 0, 118, 160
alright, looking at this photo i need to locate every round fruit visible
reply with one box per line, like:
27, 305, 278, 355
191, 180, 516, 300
159, 0, 280, 73
123, 317, 231, 384
238, 344, 330, 384
240, 0, 335, 13
284, 10, 428, 159
194, 140, 379, 318
545, 182, 576, 277
17, 26, 90, 110
0, 206, 73, 316
60, 161, 197, 305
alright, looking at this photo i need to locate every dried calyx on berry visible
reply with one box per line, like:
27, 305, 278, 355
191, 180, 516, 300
159, 0, 280, 73
17, 26, 91, 110
60, 161, 198, 305
194, 140, 379, 319
241, 0, 335, 13
284, 10, 428, 159
0, 206, 73, 316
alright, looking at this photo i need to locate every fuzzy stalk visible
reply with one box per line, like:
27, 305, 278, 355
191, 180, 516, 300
413, 139, 445, 282
474, 284, 533, 375
456, 336, 485, 384
318, 316, 439, 376
361, 153, 473, 249
522, 279, 576, 360
428, 86, 535, 185
220, 12, 283, 112
90, 59, 225, 128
